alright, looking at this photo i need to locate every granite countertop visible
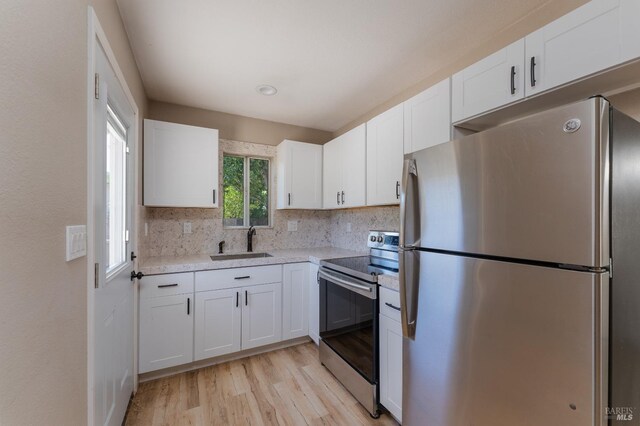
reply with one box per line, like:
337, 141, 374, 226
139, 247, 367, 275
140, 246, 401, 291
377, 274, 399, 291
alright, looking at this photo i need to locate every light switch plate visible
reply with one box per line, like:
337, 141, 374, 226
183, 222, 192, 234
66, 225, 87, 261
288, 220, 298, 232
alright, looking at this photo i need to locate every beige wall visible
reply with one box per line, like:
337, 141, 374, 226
610, 87, 640, 121
148, 101, 332, 146
333, 0, 589, 137
0, 1, 146, 424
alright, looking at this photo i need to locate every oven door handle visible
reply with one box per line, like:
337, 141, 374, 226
318, 269, 376, 299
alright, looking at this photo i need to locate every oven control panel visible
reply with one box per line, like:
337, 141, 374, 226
367, 230, 399, 251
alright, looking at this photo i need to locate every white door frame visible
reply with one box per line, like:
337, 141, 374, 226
87, 7, 140, 425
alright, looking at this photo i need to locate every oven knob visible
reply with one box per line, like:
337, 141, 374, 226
377, 236, 383, 243
370, 236, 377, 242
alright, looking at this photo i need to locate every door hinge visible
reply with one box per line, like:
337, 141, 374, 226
94, 262, 99, 289
609, 258, 613, 278
94, 73, 100, 100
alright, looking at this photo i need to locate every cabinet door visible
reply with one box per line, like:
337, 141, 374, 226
194, 289, 241, 360
404, 78, 451, 154
139, 294, 193, 373
282, 263, 309, 340
308, 263, 320, 345
322, 137, 342, 208
526, 0, 640, 96
366, 104, 403, 206
452, 39, 525, 123
143, 119, 219, 208
241, 283, 282, 350
289, 142, 323, 209
341, 123, 367, 208
379, 314, 403, 423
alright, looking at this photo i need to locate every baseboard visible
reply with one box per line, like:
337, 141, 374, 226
138, 336, 312, 383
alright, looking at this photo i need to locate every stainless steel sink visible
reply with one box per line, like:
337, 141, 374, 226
210, 252, 272, 261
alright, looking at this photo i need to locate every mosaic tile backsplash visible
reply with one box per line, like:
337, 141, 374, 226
139, 139, 399, 258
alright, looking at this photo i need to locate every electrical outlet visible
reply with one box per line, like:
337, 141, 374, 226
288, 220, 298, 232
183, 222, 192, 234
346, 222, 352, 232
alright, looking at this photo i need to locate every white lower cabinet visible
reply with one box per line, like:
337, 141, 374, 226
308, 263, 320, 345
139, 293, 194, 374
242, 283, 283, 350
194, 288, 241, 360
379, 288, 403, 423
282, 263, 309, 340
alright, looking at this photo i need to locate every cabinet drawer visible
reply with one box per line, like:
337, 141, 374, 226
196, 265, 282, 292
380, 287, 401, 322
140, 272, 194, 298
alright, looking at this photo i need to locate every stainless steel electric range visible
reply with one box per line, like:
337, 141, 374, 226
318, 231, 399, 418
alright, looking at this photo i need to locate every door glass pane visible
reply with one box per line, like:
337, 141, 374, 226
249, 158, 269, 227
106, 105, 127, 272
223, 155, 245, 227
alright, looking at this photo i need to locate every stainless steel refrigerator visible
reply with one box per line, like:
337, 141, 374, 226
399, 97, 640, 426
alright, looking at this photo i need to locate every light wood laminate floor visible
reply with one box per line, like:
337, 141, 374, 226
125, 342, 399, 425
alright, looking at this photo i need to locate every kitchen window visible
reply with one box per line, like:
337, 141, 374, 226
223, 154, 270, 228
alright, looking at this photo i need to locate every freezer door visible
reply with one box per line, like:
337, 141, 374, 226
408, 97, 610, 268
403, 251, 608, 426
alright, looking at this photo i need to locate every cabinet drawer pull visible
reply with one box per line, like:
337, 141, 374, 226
530, 56, 536, 87
385, 302, 401, 312
158, 283, 178, 288
234, 275, 251, 280
510, 65, 516, 95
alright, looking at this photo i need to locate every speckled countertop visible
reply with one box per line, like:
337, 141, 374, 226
140, 246, 400, 291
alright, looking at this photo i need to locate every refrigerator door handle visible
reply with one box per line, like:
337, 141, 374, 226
399, 158, 420, 340
399, 247, 419, 340
399, 158, 420, 249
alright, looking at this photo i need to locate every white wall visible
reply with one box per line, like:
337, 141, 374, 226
0, 1, 146, 424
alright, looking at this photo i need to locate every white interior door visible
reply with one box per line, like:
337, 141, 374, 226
92, 37, 136, 426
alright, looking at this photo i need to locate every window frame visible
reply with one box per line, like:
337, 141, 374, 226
222, 153, 271, 229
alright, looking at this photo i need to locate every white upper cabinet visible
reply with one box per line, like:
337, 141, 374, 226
525, 0, 640, 96
322, 124, 366, 209
403, 78, 451, 154
276, 140, 323, 209
452, 39, 525, 123
366, 104, 403, 206
322, 136, 342, 208
143, 119, 219, 208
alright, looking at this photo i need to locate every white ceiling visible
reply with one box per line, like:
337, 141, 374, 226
117, 0, 578, 132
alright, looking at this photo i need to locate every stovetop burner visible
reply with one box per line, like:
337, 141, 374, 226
320, 231, 399, 283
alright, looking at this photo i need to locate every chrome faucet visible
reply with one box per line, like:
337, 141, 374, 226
247, 226, 256, 252
218, 240, 225, 254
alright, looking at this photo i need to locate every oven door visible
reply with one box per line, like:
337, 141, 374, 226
318, 267, 378, 384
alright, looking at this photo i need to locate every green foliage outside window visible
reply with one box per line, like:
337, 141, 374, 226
223, 155, 269, 227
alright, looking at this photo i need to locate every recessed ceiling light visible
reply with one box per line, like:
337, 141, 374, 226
256, 84, 277, 96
